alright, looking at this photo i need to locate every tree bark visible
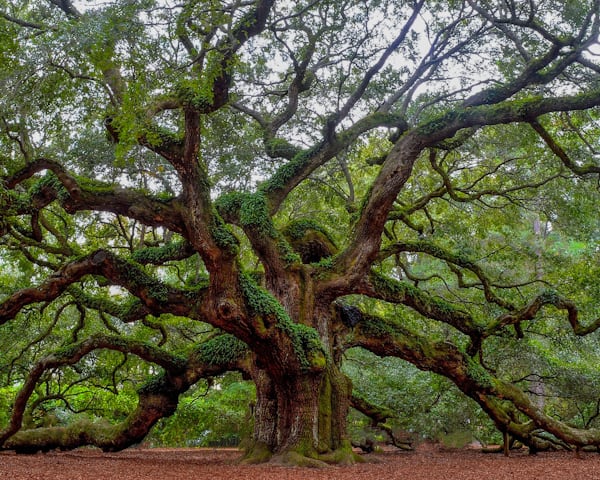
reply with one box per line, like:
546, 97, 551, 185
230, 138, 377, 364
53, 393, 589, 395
244, 362, 355, 466
243, 294, 356, 466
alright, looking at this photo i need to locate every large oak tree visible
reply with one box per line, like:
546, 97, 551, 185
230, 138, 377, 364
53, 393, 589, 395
1, 0, 600, 465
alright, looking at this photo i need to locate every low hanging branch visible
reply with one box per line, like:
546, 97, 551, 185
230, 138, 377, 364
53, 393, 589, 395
344, 304, 600, 451
1, 333, 253, 453
362, 271, 483, 351
4, 158, 188, 235
0, 334, 187, 449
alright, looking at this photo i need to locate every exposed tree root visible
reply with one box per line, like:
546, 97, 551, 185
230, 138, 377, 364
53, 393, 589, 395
242, 441, 364, 467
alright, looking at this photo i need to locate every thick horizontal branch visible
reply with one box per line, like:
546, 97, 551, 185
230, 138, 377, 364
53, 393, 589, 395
344, 305, 476, 381
0, 250, 200, 324
0, 334, 186, 448
364, 272, 483, 345
350, 392, 396, 425
5, 158, 188, 235
131, 240, 197, 265
67, 287, 150, 323
420, 90, 600, 145
350, 392, 414, 451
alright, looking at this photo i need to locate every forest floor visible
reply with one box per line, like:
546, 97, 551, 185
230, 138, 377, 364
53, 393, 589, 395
1, 443, 599, 480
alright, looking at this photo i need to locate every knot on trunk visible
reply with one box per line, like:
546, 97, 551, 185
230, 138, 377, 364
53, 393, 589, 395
217, 299, 240, 320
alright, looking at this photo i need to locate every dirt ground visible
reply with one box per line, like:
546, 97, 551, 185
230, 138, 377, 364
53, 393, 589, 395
1, 444, 599, 480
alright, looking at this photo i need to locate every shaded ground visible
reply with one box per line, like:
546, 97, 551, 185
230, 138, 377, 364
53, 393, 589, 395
1, 444, 599, 480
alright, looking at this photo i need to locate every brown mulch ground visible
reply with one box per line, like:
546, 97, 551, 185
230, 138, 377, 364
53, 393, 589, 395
1, 444, 599, 480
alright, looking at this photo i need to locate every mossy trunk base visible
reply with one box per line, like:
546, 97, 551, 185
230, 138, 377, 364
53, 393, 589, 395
244, 366, 355, 465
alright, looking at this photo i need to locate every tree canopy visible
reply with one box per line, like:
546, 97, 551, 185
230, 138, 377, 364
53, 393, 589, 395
1, 0, 600, 465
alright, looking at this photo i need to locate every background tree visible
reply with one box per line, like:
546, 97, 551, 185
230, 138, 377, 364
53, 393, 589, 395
1, 0, 600, 465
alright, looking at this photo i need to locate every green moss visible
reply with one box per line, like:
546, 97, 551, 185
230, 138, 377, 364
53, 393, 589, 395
132, 241, 189, 264
282, 220, 338, 265
215, 192, 276, 238
138, 372, 170, 395
359, 314, 397, 338
259, 147, 317, 194
264, 137, 301, 159
53, 343, 82, 359
371, 272, 459, 316
241, 441, 273, 464
539, 289, 560, 305
312, 256, 334, 269
75, 175, 115, 195
317, 374, 333, 449
214, 191, 244, 217
142, 124, 184, 148
417, 110, 460, 136
239, 272, 288, 319
210, 217, 240, 256
283, 219, 335, 243
239, 273, 326, 372
466, 357, 493, 388
239, 192, 276, 237
371, 271, 417, 298
116, 298, 146, 319
153, 191, 176, 202
193, 334, 249, 365
175, 81, 213, 110
319, 443, 363, 465
277, 238, 302, 266
29, 173, 69, 202
280, 322, 327, 371
118, 257, 170, 303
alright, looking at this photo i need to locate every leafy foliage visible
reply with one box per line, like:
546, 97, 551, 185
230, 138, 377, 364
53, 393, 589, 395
1, 0, 600, 460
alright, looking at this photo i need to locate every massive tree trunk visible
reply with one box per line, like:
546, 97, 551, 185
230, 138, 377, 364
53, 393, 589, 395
244, 362, 355, 466
242, 289, 356, 466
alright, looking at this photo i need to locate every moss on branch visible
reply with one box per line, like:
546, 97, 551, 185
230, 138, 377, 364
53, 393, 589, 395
369, 271, 482, 340
239, 273, 326, 372
379, 240, 514, 310
259, 147, 317, 196
192, 334, 249, 366
264, 137, 303, 159
216, 191, 277, 238
132, 240, 196, 265
282, 220, 337, 264
485, 289, 600, 337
